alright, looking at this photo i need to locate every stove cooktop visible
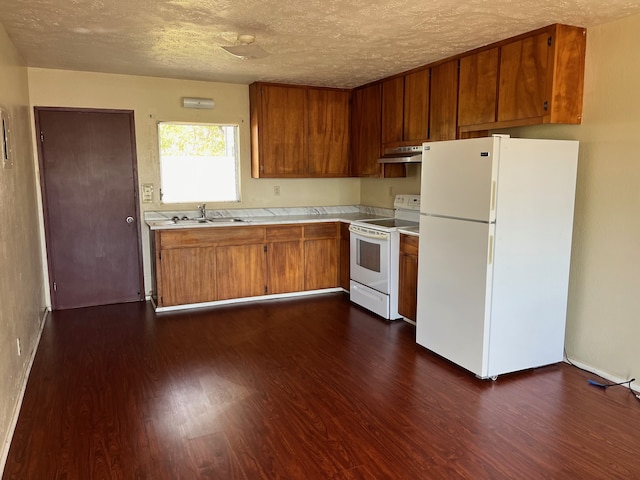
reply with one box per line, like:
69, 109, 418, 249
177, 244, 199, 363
358, 218, 419, 229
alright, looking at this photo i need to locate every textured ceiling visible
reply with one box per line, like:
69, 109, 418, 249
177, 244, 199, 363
1, 0, 639, 88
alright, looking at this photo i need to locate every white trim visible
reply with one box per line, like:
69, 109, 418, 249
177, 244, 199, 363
0, 308, 48, 475
563, 355, 639, 394
154, 288, 343, 313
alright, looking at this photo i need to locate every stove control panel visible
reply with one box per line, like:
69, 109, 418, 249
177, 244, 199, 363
394, 194, 421, 211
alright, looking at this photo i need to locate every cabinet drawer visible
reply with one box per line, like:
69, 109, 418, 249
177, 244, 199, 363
400, 234, 419, 255
304, 222, 338, 239
266, 225, 303, 242
159, 226, 265, 249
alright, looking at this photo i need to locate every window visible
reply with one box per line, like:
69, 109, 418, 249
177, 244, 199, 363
158, 122, 239, 203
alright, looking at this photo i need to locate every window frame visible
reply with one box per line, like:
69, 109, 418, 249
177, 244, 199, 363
157, 121, 241, 204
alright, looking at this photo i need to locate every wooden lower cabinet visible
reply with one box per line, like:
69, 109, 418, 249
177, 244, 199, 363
154, 222, 339, 307
216, 243, 266, 300
159, 247, 216, 306
304, 223, 339, 290
339, 222, 350, 290
398, 234, 419, 322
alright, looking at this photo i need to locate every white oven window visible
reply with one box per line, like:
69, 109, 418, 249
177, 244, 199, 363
357, 238, 381, 272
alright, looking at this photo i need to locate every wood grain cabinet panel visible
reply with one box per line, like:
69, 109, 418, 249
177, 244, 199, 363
216, 243, 266, 300
159, 247, 216, 307
339, 222, 351, 290
398, 234, 419, 322
458, 48, 499, 128
250, 83, 307, 177
351, 83, 406, 178
307, 88, 350, 177
403, 69, 430, 142
267, 240, 304, 294
304, 222, 339, 290
265, 225, 304, 294
305, 239, 338, 290
381, 76, 405, 146
429, 59, 459, 141
498, 33, 549, 122
250, 83, 350, 178
497, 24, 586, 126
381, 70, 430, 147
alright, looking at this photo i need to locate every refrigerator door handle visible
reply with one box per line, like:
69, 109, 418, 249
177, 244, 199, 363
491, 180, 497, 212
488, 234, 494, 264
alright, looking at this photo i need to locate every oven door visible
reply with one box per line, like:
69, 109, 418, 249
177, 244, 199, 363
349, 225, 390, 294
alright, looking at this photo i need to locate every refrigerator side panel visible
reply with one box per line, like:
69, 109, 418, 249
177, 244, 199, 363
416, 215, 494, 377
487, 139, 579, 377
421, 137, 500, 222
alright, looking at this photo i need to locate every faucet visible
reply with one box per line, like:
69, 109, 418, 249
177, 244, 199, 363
198, 203, 207, 219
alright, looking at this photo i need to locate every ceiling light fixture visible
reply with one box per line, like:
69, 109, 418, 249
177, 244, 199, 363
221, 34, 270, 60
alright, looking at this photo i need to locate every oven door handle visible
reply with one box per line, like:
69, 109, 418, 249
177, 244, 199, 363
349, 225, 389, 240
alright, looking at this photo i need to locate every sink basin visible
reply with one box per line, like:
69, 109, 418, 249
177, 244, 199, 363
207, 218, 246, 223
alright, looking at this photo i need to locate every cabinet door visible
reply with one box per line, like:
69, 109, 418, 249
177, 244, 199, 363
350, 83, 382, 177
497, 33, 549, 122
381, 77, 404, 146
403, 69, 430, 142
339, 222, 351, 290
159, 247, 216, 306
305, 238, 338, 290
350, 84, 405, 178
304, 223, 339, 290
458, 48, 499, 127
429, 59, 459, 141
216, 244, 266, 300
254, 84, 307, 177
398, 235, 419, 321
267, 241, 304, 294
307, 88, 350, 177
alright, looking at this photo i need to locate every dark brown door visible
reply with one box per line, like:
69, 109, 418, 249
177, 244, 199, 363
36, 108, 144, 310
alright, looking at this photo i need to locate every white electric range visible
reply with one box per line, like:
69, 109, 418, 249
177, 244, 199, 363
349, 194, 420, 319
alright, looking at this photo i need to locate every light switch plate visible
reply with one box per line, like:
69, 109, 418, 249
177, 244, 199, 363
142, 183, 154, 203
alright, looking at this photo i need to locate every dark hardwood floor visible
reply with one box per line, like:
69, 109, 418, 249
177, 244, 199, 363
3, 293, 640, 479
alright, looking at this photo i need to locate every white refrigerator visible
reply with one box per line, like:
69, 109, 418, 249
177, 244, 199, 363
416, 135, 579, 379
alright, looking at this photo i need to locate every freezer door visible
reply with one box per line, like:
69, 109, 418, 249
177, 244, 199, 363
416, 215, 494, 377
421, 137, 500, 222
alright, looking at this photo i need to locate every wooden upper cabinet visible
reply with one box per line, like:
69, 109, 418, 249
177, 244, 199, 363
351, 83, 382, 177
381, 76, 404, 146
458, 48, 499, 128
497, 24, 586, 125
498, 33, 549, 122
403, 69, 430, 142
250, 83, 349, 178
429, 59, 459, 141
381, 70, 430, 147
250, 83, 307, 177
351, 83, 406, 178
307, 88, 350, 177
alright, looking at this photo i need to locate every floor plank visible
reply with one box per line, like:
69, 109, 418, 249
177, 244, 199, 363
3, 294, 640, 479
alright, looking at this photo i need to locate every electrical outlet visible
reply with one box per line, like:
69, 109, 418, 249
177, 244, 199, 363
274, 185, 281, 196
16, 337, 21, 356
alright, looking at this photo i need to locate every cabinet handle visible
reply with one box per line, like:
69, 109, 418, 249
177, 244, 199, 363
126, 216, 135, 224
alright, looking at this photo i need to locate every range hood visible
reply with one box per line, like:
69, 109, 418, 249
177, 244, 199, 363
378, 145, 423, 164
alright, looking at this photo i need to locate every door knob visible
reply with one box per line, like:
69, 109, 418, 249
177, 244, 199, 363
126, 216, 135, 224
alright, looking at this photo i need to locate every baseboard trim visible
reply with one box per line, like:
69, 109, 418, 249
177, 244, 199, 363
153, 288, 344, 313
563, 355, 639, 394
0, 307, 49, 475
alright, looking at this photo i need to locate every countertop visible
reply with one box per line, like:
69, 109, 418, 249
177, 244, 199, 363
145, 205, 395, 231
398, 226, 420, 237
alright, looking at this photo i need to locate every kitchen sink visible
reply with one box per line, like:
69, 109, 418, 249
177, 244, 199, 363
207, 217, 246, 223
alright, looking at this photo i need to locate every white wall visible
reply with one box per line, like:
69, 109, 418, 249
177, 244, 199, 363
0, 25, 46, 471
499, 14, 640, 382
